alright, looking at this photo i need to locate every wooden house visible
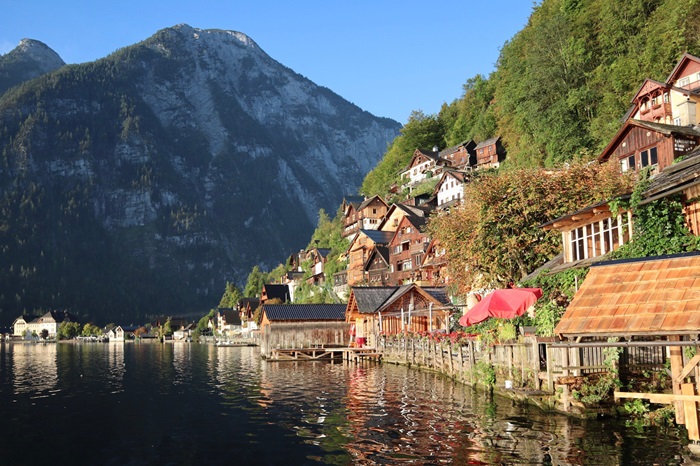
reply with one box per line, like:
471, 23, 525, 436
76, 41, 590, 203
342, 195, 389, 240
364, 246, 391, 286
238, 297, 260, 321
377, 203, 431, 233
474, 136, 506, 170
597, 119, 700, 175
304, 247, 331, 285
439, 140, 476, 171
433, 170, 469, 209
554, 252, 700, 440
388, 215, 430, 285
400, 148, 445, 190
345, 284, 452, 347
346, 229, 394, 286
259, 304, 349, 357
418, 239, 448, 287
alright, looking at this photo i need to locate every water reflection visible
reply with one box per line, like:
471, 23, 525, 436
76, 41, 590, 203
11, 343, 58, 396
0, 342, 693, 465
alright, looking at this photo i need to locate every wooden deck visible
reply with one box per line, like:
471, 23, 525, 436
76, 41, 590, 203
266, 346, 382, 362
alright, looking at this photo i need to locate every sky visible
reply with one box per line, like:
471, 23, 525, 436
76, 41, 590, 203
1, 1, 535, 124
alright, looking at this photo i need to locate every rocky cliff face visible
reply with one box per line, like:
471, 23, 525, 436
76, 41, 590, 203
0, 25, 400, 323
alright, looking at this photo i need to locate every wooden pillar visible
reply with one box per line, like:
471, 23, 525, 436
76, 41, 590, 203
669, 335, 686, 424
682, 383, 700, 441
546, 345, 553, 392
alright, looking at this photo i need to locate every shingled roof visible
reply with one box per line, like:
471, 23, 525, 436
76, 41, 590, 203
262, 304, 347, 322
350, 285, 451, 314
642, 146, 700, 201
555, 252, 700, 339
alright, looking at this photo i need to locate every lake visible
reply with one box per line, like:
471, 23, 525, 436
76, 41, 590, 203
0, 341, 693, 465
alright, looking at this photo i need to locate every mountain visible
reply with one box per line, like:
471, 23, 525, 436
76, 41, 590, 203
0, 39, 65, 95
0, 24, 400, 324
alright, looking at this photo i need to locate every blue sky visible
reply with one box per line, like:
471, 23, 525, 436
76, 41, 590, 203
1, 1, 535, 124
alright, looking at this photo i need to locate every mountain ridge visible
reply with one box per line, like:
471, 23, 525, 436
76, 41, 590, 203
0, 24, 400, 324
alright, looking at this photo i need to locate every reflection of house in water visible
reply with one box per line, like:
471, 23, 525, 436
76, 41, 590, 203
106, 341, 125, 389
11, 343, 58, 394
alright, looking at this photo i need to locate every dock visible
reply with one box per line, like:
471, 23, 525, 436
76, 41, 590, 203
266, 346, 382, 362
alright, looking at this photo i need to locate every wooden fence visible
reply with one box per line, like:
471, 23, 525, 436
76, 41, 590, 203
378, 335, 669, 392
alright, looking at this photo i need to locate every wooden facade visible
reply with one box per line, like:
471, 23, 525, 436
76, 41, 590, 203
388, 215, 429, 285
345, 285, 451, 347
418, 239, 448, 287
342, 195, 389, 239
346, 230, 394, 286
598, 120, 700, 174
365, 246, 390, 286
439, 140, 476, 170
474, 136, 506, 169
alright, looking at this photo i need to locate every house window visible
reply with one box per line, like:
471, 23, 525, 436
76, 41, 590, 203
675, 117, 682, 126
640, 147, 658, 168
651, 96, 658, 106
664, 93, 669, 103
620, 155, 636, 172
678, 77, 690, 87
568, 213, 632, 262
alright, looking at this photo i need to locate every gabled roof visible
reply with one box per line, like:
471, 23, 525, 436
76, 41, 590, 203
377, 203, 432, 231
363, 246, 390, 271
439, 140, 476, 158
349, 285, 451, 314
400, 148, 442, 173
351, 287, 401, 314
629, 78, 670, 104
262, 284, 290, 302
359, 229, 395, 246
263, 304, 347, 321
475, 136, 500, 150
219, 309, 241, 326
433, 170, 469, 194
555, 252, 700, 338
666, 52, 700, 84
357, 195, 388, 211
598, 119, 700, 163
239, 298, 260, 309
642, 146, 700, 201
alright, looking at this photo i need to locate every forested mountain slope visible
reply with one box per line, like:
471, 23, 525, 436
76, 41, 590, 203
362, 0, 700, 197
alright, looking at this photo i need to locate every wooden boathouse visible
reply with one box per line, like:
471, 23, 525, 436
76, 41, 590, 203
554, 252, 700, 440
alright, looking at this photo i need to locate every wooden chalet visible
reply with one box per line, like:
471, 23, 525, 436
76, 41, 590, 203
377, 203, 431, 233
418, 239, 448, 287
260, 284, 290, 304
345, 284, 452, 347
342, 195, 389, 240
388, 215, 430, 285
554, 253, 700, 440
433, 169, 469, 209
439, 140, 476, 170
597, 119, 700, 175
305, 247, 331, 285
364, 245, 391, 286
474, 136, 506, 170
400, 148, 445, 189
346, 229, 394, 286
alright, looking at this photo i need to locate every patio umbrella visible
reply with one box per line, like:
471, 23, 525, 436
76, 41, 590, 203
459, 288, 543, 327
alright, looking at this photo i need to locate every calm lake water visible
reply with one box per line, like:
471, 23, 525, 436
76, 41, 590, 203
0, 341, 694, 465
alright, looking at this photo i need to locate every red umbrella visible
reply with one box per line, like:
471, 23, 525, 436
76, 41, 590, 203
459, 288, 543, 327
